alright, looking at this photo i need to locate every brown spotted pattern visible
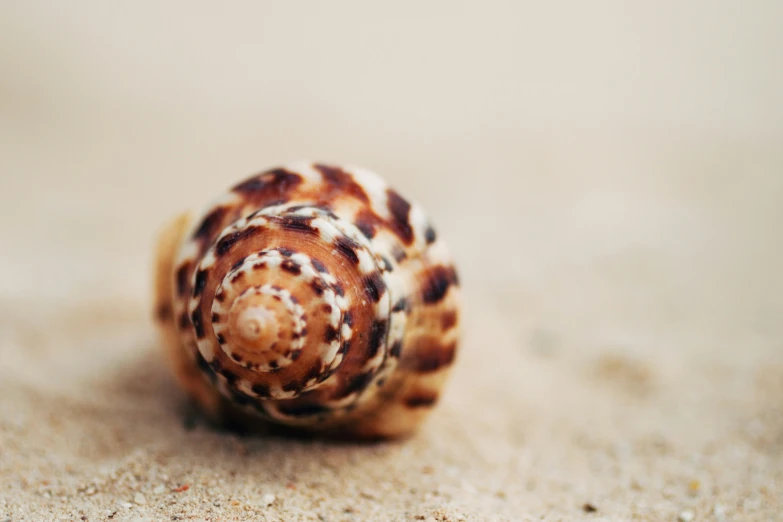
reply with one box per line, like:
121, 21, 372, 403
153, 161, 461, 439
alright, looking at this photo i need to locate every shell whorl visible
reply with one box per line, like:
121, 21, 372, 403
161, 162, 461, 435
186, 203, 393, 403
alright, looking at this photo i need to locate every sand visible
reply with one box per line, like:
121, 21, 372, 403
1, 2, 782, 521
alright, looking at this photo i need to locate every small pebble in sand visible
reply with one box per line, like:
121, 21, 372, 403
262, 493, 276, 507
153, 485, 166, 495
678, 510, 694, 522
360, 489, 379, 500
134, 492, 146, 505
688, 480, 700, 495
582, 503, 598, 513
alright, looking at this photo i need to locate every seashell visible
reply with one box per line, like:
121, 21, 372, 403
153, 162, 460, 439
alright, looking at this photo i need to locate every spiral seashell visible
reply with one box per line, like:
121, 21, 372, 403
153, 162, 460, 439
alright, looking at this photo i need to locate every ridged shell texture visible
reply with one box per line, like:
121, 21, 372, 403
153, 162, 460, 438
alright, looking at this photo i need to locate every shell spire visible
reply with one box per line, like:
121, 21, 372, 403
154, 162, 461, 439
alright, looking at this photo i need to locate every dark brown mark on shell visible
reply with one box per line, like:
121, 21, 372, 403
211, 312, 220, 322
386, 189, 414, 245
303, 360, 324, 383
421, 265, 459, 304
391, 245, 407, 263
191, 309, 205, 338
277, 215, 318, 236
232, 168, 303, 202
221, 369, 238, 385
353, 208, 380, 239
424, 225, 437, 244
363, 272, 386, 302
176, 262, 192, 296
216, 333, 226, 344
390, 340, 403, 358
193, 269, 208, 297
216, 226, 263, 256
193, 206, 230, 242
367, 320, 388, 357
278, 247, 294, 257
282, 380, 301, 393
156, 302, 173, 321
392, 298, 408, 313
178, 312, 190, 330
341, 371, 375, 397
334, 236, 360, 264
343, 311, 353, 326
314, 164, 370, 204
321, 208, 339, 220
276, 402, 330, 417
310, 278, 326, 295
324, 325, 340, 343
290, 349, 302, 361
405, 391, 438, 408
441, 310, 458, 330
311, 258, 328, 273
413, 340, 457, 373
280, 259, 301, 275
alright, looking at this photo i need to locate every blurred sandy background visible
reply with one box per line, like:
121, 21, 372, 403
1, 2, 781, 521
